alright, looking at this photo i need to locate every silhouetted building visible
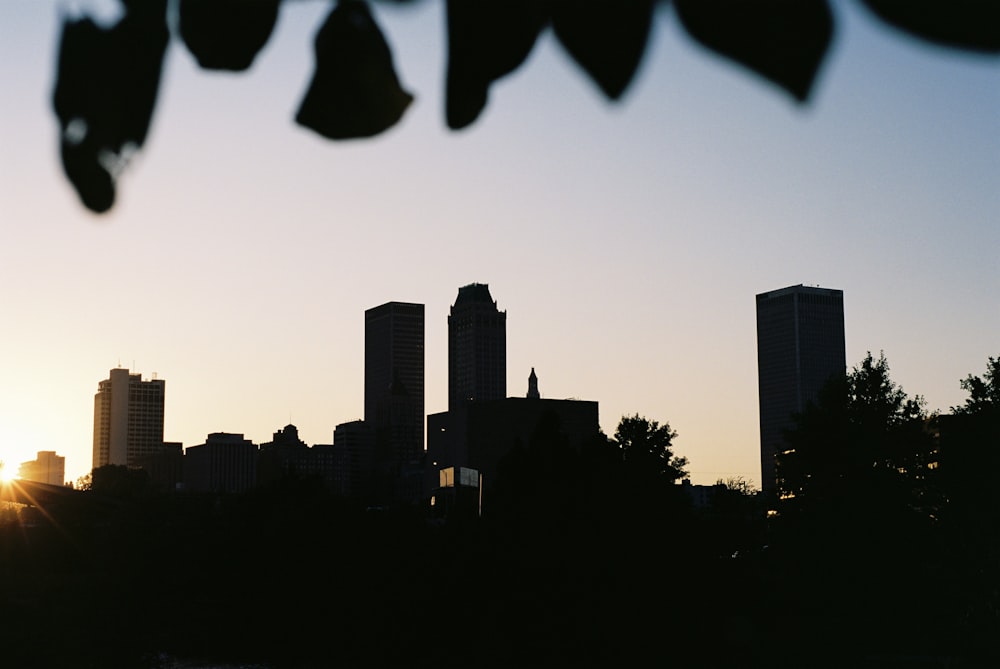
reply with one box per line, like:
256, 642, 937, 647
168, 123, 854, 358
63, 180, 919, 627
527, 367, 540, 399
92, 367, 166, 469
428, 369, 600, 506
256, 424, 339, 490
680, 479, 725, 511
365, 301, 424, 455
184, 432, 258, 493
448, 283, 506, 411
936, 412, 1000, 520
333, 420, 376, 500
431, 466, 482, 520
17, 451, 66, 486
133, 441, 183, 492
756, 284, 846, 497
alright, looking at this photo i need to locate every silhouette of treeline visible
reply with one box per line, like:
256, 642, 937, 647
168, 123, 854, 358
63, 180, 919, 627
2, 356, 999, 668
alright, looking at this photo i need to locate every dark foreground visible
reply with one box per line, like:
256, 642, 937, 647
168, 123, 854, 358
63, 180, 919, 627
1, 483, 997, 669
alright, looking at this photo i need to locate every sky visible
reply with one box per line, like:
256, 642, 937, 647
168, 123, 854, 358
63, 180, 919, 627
1, 1, 997, 486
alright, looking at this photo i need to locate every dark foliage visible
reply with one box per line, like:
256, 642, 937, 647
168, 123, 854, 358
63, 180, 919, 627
49, 0, 999, 213
52, 0, 168, 213
952, 356, 1000, 416
178, 0, 281, 71
859, 0, 1000, 52
674, 0, 834, 102
296, 1, 414, 139
776, 351, 935, 520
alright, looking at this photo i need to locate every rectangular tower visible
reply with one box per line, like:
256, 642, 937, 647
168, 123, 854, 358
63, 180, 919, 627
756, 284, 845, 497
448, 283, 506, 411
364, 301, 425, 454
92, 367, 165, 469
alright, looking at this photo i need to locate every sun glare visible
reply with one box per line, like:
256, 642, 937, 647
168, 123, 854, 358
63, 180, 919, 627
0, 462, 17, 483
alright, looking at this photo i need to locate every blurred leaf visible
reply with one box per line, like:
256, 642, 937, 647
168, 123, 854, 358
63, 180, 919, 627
445, 0, 548, 129
674, 0, 834, 102
859, 0, 1000, 53
51, 1, 169, 213
295, 1, 414, 140
178, 0, 282, 71
551, 0, 655, 100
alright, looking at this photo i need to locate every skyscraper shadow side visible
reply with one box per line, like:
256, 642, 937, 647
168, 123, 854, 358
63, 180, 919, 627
756, 284, 846, 499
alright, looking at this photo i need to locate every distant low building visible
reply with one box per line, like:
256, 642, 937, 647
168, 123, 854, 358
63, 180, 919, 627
184, 433, 258, 493
680, 479, 725, 511
257, 424, 340, 491
333, 420, 376, 501
18, 451, 66, 486
133, 441, 183, 492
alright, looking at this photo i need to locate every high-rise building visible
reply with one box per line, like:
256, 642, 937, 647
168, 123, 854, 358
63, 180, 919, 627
92, 367, 165, 469
756, 284, 846, 497
448, 283, 506, 411
364, 301, 425, 456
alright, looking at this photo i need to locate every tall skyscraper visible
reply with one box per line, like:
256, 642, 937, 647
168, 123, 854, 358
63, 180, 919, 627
756, 284, 846, 497
92, 367, 165, 469
364, 301, 425, 455
448, 283, 506, 411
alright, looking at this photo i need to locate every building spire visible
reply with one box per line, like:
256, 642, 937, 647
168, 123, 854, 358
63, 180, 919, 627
527, 367, 539, 399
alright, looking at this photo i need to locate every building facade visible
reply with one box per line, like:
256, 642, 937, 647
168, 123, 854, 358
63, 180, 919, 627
17, 451, 66, 486
428, 368, 600, 508
92, 367, 166, 469
364, 301, 424, 457
183, 432, 258, 493
332, 420, 376, 500
756, 284, 846, 497
448, 283, 506, 412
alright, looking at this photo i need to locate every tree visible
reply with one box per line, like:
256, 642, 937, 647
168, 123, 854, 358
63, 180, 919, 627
613, 413, 688, 483
49, 1, 1000, 213
777, 351, 935, 519
952, 356, 1000, 416
75, 472, 93, 491
717, 475, 757, 497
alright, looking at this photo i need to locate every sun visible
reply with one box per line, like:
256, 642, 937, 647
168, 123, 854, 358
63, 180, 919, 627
0, 462, 17, 484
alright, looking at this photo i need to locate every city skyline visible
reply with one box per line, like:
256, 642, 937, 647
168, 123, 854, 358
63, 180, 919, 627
1, 2, 997, 486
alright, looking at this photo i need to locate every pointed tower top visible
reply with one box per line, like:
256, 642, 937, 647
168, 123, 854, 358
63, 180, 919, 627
527, 367, 540, 399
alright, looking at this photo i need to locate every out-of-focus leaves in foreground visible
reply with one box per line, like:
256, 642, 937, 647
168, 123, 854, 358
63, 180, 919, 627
52, 0, 168, 213
445, 0, 548, 130
550, 1, 656, 101
295, 1, 414, 140
50, 0, 998, 214
178, 0, 282, 71
445, 0, 655, 130
674, 0, 834, 102
860, 0, 1000, 53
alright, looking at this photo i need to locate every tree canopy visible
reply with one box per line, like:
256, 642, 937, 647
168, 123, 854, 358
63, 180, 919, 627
776, 351, 935, 520
952, 356, 1000, 416
613, 413, 688, 483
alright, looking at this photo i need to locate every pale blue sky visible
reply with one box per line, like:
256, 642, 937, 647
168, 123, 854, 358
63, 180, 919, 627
2, 1, 997, 485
